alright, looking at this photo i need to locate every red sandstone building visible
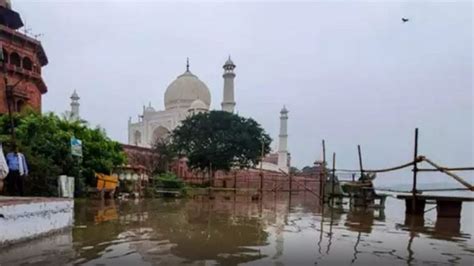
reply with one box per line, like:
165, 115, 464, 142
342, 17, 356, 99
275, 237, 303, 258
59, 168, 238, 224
0, 1, 48, 113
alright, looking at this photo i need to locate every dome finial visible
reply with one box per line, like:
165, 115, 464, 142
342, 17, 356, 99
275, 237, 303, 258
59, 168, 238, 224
186, 57, 190, 72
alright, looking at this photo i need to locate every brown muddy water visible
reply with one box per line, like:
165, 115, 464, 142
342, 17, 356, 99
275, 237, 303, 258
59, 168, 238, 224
0, 192, 473, 265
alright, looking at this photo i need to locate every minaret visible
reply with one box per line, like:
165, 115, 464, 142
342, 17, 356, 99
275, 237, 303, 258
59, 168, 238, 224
277, 106, 289, 173
221, 56, 236, 113
70, 90, 80, 121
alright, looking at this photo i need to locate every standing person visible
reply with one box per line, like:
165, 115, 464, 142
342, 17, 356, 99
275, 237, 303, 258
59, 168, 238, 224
6, 143, 28, 196
0, 143, 9, 193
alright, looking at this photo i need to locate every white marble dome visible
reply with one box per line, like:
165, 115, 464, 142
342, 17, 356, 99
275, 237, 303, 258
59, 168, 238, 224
189, 99, 208, 111
164, 70, 211, 110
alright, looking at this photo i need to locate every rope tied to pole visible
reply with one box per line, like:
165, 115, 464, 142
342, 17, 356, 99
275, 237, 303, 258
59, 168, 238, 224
334, 156, 473, 191
422, 158, 474, 191
336, 158, 420, 173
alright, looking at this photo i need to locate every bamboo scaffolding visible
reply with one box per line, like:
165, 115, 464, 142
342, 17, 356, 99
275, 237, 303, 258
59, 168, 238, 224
423, 158, 474, 191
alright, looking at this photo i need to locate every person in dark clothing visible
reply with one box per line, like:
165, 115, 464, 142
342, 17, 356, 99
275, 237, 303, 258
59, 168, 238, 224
5, 143, 28, 196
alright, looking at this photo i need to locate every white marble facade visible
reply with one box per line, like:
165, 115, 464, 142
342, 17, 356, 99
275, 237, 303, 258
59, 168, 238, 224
128, 58, 234, 147
127, 57, 290, 172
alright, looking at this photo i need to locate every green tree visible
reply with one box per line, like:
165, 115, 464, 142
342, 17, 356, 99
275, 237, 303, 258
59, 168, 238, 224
290, 166, 301, 175
0, 111, 125, 196
152, 136, 176, 174
172, 111, 272, 174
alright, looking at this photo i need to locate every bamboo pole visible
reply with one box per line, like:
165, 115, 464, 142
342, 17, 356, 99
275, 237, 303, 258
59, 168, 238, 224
260, 141, 264, 194
357, 145, 364, 177
289, 169, 292, 194
418, 167, 474, 172
412, 128, 419, 214
423, 158, 474, 191
233, 171, 237, 191
331, 152, 336, 205
321, 140, 327, 203
208, 162, 212, 195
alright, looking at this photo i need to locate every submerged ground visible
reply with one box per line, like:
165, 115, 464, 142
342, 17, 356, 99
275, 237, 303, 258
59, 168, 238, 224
0, 192, 473, 265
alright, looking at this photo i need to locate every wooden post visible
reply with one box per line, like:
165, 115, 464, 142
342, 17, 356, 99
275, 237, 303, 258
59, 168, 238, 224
233, 171, 237, 192
412, 128, 419, 214
289, 170, 292, 193
358, 145, 364, 177
331, 152, 336, 205
208, 162, 213, 196
321, 140, 327, 203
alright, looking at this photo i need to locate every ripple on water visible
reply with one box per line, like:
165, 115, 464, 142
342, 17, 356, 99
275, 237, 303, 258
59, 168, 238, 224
0, 195, 472, 265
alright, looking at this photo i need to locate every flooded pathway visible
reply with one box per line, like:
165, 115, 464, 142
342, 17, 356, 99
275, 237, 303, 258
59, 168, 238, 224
0, 192, 473, 265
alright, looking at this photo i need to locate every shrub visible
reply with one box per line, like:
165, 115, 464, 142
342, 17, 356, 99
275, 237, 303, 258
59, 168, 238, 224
151, 172, 187, 197
0, 111, 125, 197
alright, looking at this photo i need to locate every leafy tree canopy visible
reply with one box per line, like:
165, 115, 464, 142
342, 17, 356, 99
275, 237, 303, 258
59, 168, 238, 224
172, 111, 272, 173
0, 111, 125, 196
152, 136, 176, 174
290, 166, 301, 175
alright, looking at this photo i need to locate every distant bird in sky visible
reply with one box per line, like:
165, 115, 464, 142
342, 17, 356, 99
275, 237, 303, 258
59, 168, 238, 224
402, 18, 409, 23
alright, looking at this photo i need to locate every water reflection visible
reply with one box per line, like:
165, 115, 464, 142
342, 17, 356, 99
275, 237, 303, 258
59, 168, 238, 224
397, 215, 470, 242
0, 193, 472, 265
0, 230, 74, 265
345, 207, 385, 234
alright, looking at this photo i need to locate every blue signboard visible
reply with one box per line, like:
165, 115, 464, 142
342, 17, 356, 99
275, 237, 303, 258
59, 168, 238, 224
71, 137, 83, 157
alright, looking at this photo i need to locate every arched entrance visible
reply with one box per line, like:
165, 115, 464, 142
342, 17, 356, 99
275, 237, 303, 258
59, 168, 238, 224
151, 126, 170, 145
133, 131, 142, 145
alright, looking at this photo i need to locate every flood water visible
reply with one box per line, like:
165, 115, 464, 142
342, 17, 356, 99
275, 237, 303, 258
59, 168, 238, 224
0, 192, 473, 265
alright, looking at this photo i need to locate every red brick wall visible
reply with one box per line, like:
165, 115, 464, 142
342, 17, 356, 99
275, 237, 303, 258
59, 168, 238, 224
0, 77, 42, 113
121, 144, 157, 174
0, 26, 48, 113
121, 145, 323, 195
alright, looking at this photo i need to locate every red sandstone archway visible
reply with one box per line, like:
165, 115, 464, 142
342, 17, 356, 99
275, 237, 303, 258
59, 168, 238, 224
22, 57, 32, 71
10, 52, 20, 67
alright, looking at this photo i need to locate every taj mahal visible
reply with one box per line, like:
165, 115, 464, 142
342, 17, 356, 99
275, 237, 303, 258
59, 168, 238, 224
126, 57, 290, 173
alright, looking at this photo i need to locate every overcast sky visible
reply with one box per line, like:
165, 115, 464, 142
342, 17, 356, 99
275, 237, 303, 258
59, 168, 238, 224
14, 0, 472, 185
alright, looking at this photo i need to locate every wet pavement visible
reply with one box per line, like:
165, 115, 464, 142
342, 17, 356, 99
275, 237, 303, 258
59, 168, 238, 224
0, 192, 472, 265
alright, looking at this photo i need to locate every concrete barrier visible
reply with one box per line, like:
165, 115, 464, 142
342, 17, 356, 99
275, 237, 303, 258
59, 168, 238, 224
0, 197, 74, 246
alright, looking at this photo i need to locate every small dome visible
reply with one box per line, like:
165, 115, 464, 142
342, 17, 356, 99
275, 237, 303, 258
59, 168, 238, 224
71, 90, 79, 100
189, 99, 208, 111
145, 105, 155, 112
281, 105, 289, 114
164, 70, 211, 110
223, 56, 236, 70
